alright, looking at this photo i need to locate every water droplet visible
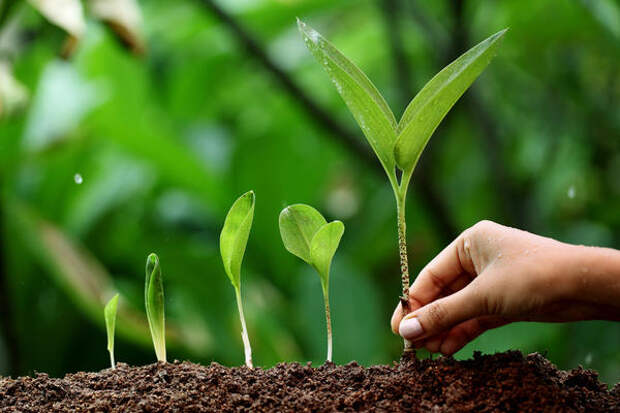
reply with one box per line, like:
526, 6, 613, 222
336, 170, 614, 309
308, 29, 320, 44
74, 173, 83, 184
567, 185, 576, 199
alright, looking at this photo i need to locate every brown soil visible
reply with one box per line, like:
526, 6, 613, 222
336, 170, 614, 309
0, 351, 618, 412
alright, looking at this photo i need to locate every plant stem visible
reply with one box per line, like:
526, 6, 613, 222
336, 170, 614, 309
109, 350, 115, 369
396, 193, 410, 299
153, 331, 166, 362
322, 284, 333, 362
396, 191, 414, 352
235, 288, 253, 368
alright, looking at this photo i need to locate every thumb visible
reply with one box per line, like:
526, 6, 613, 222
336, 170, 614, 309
398, 286, 483, 341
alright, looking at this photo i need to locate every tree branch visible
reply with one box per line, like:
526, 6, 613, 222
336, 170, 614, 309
197, 0, 458, 242
198, 0, 373, 166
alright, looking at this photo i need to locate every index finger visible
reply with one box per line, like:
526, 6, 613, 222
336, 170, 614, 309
391, 234, 475, 333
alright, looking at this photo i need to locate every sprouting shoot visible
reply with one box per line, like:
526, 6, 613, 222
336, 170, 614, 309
104, 293, 119, 368
145, 253, 166, 362
279, 204, 344, 362
220, 190, 255, 368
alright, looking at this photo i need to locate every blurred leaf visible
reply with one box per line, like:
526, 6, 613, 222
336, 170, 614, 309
310, 220, 344, 286
297, 19, 397, 178
90, 0, 146, 54
145, 253, 166, 362
104, 293, 118, 367
279, 203, 327, 264
0, 61, 28, 118
580, 0, 620, 40
64, 149, 154, 236
23, 60, 104, 151
220, 191, 255, 290
394, 29, 507, 175
27, 0, 86, 38
8, 199, 210, 356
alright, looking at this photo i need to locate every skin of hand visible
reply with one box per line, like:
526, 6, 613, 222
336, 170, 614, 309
391, 220, 620, 356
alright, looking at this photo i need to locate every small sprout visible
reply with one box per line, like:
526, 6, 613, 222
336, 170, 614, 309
298, 19, 505, 352
104, 293, 119, 368
279, 204, 344, 362
220, 191, 255, 368
145, 253, 166, 362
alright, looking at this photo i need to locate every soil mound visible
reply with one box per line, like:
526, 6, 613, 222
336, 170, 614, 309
1, 351, 617, 412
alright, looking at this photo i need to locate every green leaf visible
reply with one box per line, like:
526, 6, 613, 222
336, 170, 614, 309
298, 19, 398, 177
145, 253, 166, 362
394, 29, 507, 175
104, 293, 119, 368
279, 204, 343, 363
279, 203, 327, 263
310, 220, 344, 287
219, 191, 255, 289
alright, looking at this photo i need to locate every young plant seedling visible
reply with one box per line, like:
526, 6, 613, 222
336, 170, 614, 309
279, 204, 344, 362
297, 19, 506, 350
220, 190, 255, 368
104, 293, 119, 369
145, 253, 166, 362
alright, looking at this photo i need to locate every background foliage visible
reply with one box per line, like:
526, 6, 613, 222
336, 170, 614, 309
0, 0, 618, 384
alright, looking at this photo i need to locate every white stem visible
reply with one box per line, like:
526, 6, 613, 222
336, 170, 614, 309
322, 285, 332, 362
235, 288, 253, 368
109, 350, 115, 369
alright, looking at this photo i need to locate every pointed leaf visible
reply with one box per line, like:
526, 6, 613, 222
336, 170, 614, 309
145, 253, 166, 362
104, 293, 119, 367
220, 191, 255, 289
394, 29, 507, 175
298, 19, 397, 175
279, 204, 327, 263
310, 221, 344, 286
104, 294, 119, 352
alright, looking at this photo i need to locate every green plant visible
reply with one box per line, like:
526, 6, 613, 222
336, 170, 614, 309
297, 19, 506, 349
279, 204, 344, 362
145, 253, 166, 362
104, 293, 119, 368
220, 191, 255, 368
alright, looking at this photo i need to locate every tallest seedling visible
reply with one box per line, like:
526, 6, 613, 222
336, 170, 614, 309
297, 20, 506, 349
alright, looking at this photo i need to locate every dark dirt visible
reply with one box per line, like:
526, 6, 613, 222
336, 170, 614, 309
0, 351, 618, 412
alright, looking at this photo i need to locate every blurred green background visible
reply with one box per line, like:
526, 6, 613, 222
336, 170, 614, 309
0, 0, 619, 384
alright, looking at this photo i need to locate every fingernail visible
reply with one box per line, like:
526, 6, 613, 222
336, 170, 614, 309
399, 315, 423, 339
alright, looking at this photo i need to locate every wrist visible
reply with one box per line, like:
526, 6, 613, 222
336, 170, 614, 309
561, 244, 620, 315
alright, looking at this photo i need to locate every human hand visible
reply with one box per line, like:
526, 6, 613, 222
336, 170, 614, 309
391, 220, 620, 356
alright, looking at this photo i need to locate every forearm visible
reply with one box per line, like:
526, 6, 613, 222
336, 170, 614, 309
562, 244, 620, 319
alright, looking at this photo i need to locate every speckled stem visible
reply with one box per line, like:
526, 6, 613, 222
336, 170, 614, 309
397, 195, 413, 352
